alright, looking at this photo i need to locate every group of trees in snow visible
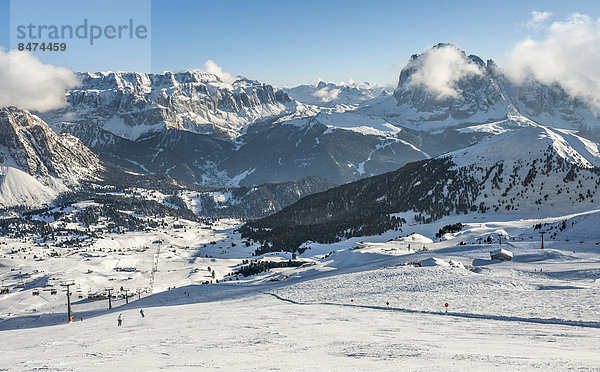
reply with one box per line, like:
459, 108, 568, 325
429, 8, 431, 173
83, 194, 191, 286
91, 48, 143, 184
231, 259, 304, 277
435, 223, 464, 238
240, 158, 479, 252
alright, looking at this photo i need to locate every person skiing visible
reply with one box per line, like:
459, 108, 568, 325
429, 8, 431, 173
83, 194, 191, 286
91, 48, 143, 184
117, 313, 123, 326
140, 309, 145, 318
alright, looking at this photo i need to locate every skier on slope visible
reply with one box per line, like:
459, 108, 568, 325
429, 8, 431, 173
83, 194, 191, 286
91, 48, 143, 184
140, 309, 145, 318
117, 313, 123, 326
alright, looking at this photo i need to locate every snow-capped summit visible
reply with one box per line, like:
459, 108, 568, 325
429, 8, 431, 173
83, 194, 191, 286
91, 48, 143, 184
440, 123, 600, 216
392, 43, 514, 127
449, 124, 600, 169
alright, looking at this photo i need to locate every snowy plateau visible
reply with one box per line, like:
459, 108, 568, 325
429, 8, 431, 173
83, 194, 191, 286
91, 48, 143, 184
1, 43, 600, 371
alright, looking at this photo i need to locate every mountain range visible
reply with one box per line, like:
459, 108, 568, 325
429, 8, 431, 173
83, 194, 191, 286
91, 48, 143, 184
34, 44, 600, 190
2, 43, 600, 223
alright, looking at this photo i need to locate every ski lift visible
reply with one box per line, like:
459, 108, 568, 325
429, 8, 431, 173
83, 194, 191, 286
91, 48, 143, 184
13, 273, 26, 289
50, 288, 57, 295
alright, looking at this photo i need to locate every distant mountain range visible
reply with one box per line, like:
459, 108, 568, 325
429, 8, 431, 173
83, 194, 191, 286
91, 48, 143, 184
39, 72, 427, 186
282, 80, 392, 108
44, 71, 294, 141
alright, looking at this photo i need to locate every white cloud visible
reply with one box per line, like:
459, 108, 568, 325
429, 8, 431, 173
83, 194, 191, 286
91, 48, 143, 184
338, 79, 383, 89
201, 60, 237, 85
312, 87, 341, 102
506, 13, 600, 109
0, 49, 79, 112
406, 44, 483, 99
527, 11, 552, 30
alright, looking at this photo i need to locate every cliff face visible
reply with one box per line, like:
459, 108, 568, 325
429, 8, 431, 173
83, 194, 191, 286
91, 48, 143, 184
43, 71, 293, 141
0, 107, 102, 184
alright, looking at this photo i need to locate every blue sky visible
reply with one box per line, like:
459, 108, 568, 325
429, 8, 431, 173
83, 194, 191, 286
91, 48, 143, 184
0, 0, 8, 47
1, 0, 600, 86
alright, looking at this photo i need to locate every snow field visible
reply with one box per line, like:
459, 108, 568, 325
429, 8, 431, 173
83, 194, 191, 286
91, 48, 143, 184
1, 210, 599, 370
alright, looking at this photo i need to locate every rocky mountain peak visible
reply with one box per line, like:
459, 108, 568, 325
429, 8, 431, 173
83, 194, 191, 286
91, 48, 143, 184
0, 107, 102, 184
467, 54, 485, 67
387, 43, 600, 133
393, 44, 506, 124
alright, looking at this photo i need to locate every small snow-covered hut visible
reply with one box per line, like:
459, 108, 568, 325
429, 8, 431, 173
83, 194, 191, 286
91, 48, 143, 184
490, 248, 513, 261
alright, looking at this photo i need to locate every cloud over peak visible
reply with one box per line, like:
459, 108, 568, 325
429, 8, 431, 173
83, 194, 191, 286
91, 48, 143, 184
312, 86, 341, 102
201, 60, 237, 85
405, 44, 483, 99
0, 49, 79, 112
507, 13, 600, 110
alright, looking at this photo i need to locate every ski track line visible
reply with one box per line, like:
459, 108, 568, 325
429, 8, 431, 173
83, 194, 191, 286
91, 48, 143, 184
267, 292, 600, 329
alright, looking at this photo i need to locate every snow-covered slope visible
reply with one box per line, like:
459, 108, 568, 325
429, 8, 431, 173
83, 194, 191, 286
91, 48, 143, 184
281, 111, 403, 138
446, 124, 600, 214
1, 208, 600, 370
0, 166, 65, 208
450, 124, 600, 168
